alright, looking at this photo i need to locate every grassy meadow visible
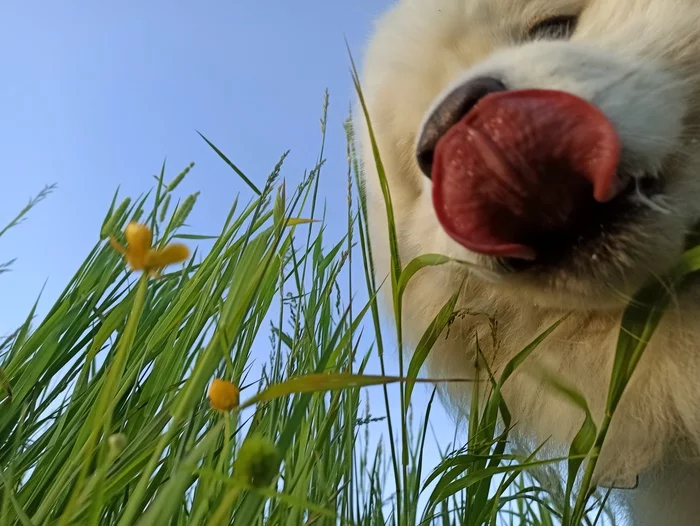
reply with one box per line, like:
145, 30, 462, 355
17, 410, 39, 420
1, 66, 700, 526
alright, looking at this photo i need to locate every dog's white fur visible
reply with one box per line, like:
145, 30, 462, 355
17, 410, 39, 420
358, 1, 700, 524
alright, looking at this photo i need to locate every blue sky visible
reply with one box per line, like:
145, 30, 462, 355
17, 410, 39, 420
0, 0, 460, 504
1, 0, 387, 329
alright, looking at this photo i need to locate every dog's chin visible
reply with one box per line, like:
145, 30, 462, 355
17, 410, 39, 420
476, 260, 674, 311
483, 271, 655, 311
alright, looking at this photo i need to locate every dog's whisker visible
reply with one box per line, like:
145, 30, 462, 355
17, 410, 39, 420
629, 183, 674, 214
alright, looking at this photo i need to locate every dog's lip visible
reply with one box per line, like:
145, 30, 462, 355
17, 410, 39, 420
612, 170, 665, 202
491, 169, 666, 272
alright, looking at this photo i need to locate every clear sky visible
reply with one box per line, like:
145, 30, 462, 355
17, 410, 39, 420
0, 0, 388, 329
0, 0, 460, 506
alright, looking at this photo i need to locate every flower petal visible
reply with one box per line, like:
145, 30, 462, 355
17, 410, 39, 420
109, 237, 127, 255
125, 222, 152, 253
146, 243, 190, 269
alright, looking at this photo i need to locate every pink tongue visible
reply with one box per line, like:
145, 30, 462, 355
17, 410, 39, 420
431, 89, 621, 260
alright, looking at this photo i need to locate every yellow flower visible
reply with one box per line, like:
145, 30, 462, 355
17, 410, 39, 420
208, 378, 240, 412
110, 222, 189, 277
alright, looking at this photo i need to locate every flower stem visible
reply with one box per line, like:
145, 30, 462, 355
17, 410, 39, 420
58, 273, 149, 526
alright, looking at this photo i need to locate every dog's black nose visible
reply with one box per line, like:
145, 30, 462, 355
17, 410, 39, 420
416, 77, 507, 178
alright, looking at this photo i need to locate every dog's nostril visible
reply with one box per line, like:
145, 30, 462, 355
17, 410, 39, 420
416, 76, 507, 178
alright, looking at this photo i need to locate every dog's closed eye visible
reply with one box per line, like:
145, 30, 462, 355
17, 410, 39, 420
528, 15, 578, 41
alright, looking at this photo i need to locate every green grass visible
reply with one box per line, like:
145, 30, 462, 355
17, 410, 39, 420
2, 65, 700, 525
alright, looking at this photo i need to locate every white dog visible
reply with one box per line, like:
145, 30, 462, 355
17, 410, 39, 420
358, 1, 700, 524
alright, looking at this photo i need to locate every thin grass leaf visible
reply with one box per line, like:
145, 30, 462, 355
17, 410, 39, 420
537, 370, 597, 524
405, 289, 460, 406
197, 131, 261, 196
